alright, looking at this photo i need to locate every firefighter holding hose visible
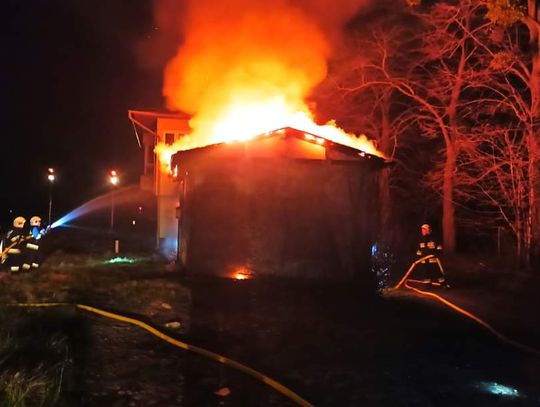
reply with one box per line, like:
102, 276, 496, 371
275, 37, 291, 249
415, 223, 449, 288
26, 216, 49, 269
2, 216, 29, 272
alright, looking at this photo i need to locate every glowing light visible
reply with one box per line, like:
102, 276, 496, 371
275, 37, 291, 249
47, 167, 55, 182
160, 237, 178, 261
132, 220, 136, 226
109, 170, 119, 186
232, 267, 253, 281
477, 382, 521, 398
104, 257, 137, 264
51, 215, 72, 229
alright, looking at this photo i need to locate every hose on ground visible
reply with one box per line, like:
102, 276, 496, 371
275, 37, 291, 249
6, 302, 313, 407
390, 258, 540, 357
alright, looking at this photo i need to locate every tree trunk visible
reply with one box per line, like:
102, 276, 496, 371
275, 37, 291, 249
378, 91, 392, 240
528, 127, 539, 267
442, 40, 467, 254
528, 18, 540, 268
521, 117, 536, 267
443, 144, 456, 253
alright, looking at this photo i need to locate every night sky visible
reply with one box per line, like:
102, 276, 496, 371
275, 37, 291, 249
0, 1, 163, 228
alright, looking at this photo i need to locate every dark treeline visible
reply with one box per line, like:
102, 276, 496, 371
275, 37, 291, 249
313, 0, 540, 269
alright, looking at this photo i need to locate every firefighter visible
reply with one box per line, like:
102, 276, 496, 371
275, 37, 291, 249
415, 223, 448, 287
26, 216, 48, 269
2, 216, 28, 273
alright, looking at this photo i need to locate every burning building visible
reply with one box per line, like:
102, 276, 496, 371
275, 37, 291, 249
128, 109, 191, 254
130, 0, 387, 279
128, 111, 386, 280
173, 127, 385, 280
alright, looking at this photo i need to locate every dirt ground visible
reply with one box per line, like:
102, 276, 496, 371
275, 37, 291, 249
1, 250, 540, 406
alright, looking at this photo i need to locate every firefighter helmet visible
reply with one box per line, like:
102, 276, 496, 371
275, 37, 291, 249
30, 216, 42, 226
13, 217, 26, 228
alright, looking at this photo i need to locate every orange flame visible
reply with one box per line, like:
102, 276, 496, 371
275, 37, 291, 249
232, 266, 253, 281
155, 0, 381, 170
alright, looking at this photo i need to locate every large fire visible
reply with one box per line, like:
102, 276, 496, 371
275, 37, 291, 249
152, 0, 380, 170
155, 101, 383, 170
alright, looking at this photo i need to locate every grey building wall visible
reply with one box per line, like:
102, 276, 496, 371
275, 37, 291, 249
176, 146, 382, 281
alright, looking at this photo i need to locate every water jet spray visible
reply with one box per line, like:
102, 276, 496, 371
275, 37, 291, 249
50, 185, 138, 229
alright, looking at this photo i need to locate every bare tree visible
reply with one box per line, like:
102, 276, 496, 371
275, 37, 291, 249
483, 0, 540, 265
457, 121, 530, 262
315, 7, 424, 244
341, 0, 492, 254
449, 17, 540, 265
315, 0, 540, 267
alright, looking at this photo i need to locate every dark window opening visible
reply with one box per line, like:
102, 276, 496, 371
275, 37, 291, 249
147, 146, 155, 164
165, 132, 175, 145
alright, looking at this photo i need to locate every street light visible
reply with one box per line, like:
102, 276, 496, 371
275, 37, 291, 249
47, 168, 55, 225
109, 170, 120, 254
109, 170, 119, 229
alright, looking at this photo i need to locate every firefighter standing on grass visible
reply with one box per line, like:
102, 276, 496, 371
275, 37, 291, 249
2, 216, 28, 272
416, 223, 449, 287
26, 216, 48, 269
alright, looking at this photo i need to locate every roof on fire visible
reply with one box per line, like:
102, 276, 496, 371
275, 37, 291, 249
172, 127, 387, 166
128, 110, 387, 164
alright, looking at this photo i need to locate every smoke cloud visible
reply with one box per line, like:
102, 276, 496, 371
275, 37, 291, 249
155, 0, 371, 112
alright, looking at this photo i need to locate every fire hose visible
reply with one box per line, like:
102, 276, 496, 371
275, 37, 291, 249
390, 255, 540, 357
1, 237, 30, 257
6, 302, 313, 407
1, 236, 34, 266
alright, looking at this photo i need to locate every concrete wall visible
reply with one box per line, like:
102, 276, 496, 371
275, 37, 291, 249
155, 117, 190, 257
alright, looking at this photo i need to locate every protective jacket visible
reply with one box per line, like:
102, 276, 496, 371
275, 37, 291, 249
416, 234, 443, 263
26, 225, 48, 269
2, 227, 27, 272
413, 231, 448, 286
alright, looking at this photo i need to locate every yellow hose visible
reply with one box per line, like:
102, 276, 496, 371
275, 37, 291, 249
392, 260, 540, 357
394, 255, 434, 289
7, 302, 313, 406
1, 236, 33, 263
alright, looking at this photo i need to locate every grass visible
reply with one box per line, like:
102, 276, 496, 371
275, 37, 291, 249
0, 312, 72, 407
0, 251, 191, 405
0, 365, 64, 407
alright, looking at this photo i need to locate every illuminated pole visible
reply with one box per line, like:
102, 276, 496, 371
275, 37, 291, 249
111, 190, 115, 230
109, 170, 119, 230
47, 168, 55, 225
109, 170, 120, 254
